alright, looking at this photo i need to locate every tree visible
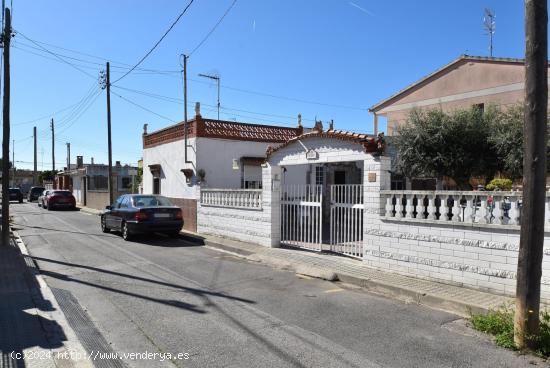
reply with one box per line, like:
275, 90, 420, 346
393, 107, 499, 189
38, 170, 55, 184
488, 104, 550, 179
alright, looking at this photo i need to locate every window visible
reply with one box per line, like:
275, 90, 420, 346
121, 177, 132, 189
114, 196, 124, 208
153, 178, 160, 194
90, 175, 108, 190
244, 181, 262, 189
119, 196, 129, 208
315, 166, 324, 185
132, 195, 173, 208
474, 103, 485, 114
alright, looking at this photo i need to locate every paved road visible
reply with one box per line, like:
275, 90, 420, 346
11, 202, 543, 368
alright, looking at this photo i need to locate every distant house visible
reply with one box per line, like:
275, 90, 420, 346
56, 157, 139, 210
369, 55, 550, 135
142, 102, 304, 232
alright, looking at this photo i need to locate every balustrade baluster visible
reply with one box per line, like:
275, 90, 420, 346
478, 195, 489, 224
507, 196, 519, 225
395, 194, 403, 218
492, 195, 503, 225
462, 195, 474, 223
385, 195, 394, 218
452, 195, 462, 222
405, 194, 414, 219
427, 194, 436, 220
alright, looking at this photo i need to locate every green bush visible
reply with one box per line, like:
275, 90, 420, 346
486, 178, 513, 191
471, 306, 550, 357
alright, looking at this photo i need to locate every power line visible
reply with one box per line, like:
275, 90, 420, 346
188, 0, 237, 57
14, 29, 97, 79
113, 0, 195, 84
111, 91, 178, 123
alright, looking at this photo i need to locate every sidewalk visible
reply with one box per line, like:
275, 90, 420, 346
0, 232, 92, 368
77, 205, 102, 215
180, 231, 514, 318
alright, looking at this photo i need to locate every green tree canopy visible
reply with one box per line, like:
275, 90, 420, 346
393, 107, 500, 189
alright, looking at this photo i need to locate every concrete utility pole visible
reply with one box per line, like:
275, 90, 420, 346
515, 0, 548, 350
66, 142, 70, 170
181, 54, 192, 164
1, 8, 10, 247
50, 118, 55, 172
33, 126, 37, 184
106, 62, 113, 205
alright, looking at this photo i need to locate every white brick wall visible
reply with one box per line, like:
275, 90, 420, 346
363, 159, 550, 302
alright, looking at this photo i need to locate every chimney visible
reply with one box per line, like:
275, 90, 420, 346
297, 113, 302, 128
116, 161, 121, 167
143, 123, 148, 135
76, 156, 83, 168
91, 157, 94, 164
195, 102, 201, 117
329, 119, 334, 131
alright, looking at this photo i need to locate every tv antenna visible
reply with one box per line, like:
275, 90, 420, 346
483, 8, 496, 57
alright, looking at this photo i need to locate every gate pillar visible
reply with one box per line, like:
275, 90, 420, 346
262, 163, 281, 247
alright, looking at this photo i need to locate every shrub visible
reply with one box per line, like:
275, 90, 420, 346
471, 306, 550, 357
486, 178, 513, 191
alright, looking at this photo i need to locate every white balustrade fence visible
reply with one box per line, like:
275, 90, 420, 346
200, 189, 262, 209
380, 190, 540, 226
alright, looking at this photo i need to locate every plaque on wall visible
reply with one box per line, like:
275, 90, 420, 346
306, 149, 319, 160
368, 172, 377, 182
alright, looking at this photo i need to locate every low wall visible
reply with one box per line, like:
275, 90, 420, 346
364, 187, 550, 303
167, 197, 197, 232
84, 190, 130, 210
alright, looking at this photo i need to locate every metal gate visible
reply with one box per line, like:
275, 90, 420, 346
280, 184, 364, 257
280, 185, 322, 251
329, 184, 364, 258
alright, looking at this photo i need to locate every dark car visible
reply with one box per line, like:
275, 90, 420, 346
8, 188, 24, 203
27, 186, 45, 202
101, 194, 183, 241
44, 190, 76, 210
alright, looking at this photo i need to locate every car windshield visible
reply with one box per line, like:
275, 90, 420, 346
132, 195, 173, 208
9, 189, 20, 193
53, 191, 72, 197
32, 187, 45, 193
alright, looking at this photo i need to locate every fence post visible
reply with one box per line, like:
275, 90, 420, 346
263, 163, 281, 247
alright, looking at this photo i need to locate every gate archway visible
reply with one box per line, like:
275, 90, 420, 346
266, 129, 384, 258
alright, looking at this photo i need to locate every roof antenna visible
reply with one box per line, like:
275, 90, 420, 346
483, 8, 496, 57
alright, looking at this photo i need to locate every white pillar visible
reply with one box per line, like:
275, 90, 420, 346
262, 163, 281, 247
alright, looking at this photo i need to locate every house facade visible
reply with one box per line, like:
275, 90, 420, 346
369, 55, 550, 135
142, 102, 303, 232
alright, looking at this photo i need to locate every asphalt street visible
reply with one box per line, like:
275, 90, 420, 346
11, 202, 544, 368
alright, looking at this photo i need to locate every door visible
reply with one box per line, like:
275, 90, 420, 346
106, 196, 124, 228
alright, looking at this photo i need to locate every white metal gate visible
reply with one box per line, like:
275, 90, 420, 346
329, 184, 364, 258
280, 185, 322, 251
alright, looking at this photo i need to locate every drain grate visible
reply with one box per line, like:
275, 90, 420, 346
51, 288, 125, 368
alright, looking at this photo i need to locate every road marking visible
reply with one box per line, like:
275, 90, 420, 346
324, 288, 343, 294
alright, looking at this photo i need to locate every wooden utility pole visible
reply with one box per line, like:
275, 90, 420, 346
33, 126, 37, 184
1, 8, 10, 247
11, 139, 13, 186
106, 62, 113, 205
515, 0, 548, 349
181, 54, 191, 164
50, 118, 55, 172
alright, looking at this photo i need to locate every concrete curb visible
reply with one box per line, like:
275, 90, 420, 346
183, 232, 504, 318
12, 229, 94, 368
76, 206, 102, 216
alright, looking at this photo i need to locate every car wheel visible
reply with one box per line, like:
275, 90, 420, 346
121, 222, 132, 241
101, 215, 110, 233
19, 199, 23, 203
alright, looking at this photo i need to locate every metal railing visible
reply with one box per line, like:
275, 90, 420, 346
380, 190, 535, 226
200, 188, 262, 209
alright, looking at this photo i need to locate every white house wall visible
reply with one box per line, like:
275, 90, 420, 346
195, 137, 275, 189
142, 137, 198, 199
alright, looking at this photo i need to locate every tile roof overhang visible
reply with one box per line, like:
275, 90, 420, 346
265, 130, 385, 159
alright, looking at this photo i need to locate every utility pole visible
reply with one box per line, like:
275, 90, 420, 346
50, 118, 55, 172
515, 0, 548, 350
181, 54, 192, 164
101, 62, 114, 205
33, 126, 37, 184
1, 8, 10, 247
66, 142, 70, 170
198, 73, 220, 120
11, 139, 13, 187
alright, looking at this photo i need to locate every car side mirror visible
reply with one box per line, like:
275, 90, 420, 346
105, 205, 111, 210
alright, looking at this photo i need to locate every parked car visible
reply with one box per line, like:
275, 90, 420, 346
101, 194, 183, 241
38, 190, 50, 207
43, 190, 76, 210
8, 188, 23, 203
27, 186, 45, 202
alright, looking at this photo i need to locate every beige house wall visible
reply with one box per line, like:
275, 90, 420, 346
373, 58, 550, 135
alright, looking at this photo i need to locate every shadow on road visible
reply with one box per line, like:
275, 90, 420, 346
29, 255, 256, 315
0, 241, 67, 367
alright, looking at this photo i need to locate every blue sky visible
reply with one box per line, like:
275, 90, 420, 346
8, 0, 524, 170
